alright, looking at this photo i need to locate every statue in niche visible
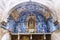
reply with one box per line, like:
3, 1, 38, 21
27, 14, 36, 33
28, 17, 35, 29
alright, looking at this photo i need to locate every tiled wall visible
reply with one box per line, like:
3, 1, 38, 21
1, 2, 58, 33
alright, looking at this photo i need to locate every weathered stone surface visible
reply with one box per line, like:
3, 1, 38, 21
0, 28, 11, 40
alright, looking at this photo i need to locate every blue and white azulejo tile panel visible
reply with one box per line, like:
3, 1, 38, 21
1, 2, 59, 33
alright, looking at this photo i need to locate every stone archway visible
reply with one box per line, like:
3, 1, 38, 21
6, 2, 58, 33
1, 1, 58, 40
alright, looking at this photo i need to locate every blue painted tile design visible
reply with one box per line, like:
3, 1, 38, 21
1, 2, 59, 33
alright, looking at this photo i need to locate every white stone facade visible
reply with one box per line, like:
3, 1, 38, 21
0, 0, 60, 40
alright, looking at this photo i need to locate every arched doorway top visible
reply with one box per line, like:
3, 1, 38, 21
1, 1, 58, 33
8, 1, 57, 22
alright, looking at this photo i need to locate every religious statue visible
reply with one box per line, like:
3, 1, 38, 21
27, 14, 36, 33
